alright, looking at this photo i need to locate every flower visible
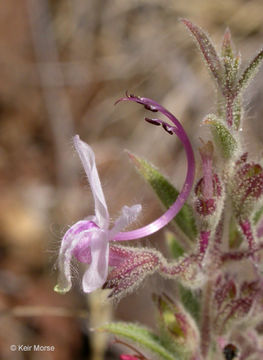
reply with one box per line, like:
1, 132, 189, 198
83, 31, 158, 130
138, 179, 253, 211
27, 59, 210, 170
54, 135, 142, 294
55, 95, 195, 294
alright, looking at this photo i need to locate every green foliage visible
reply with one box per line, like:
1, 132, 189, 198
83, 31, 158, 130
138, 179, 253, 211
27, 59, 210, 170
221, 28, 241, 96
229, 216, 243, 249
153, 294, 199, 358
128, 152, 197, 241
204, 114, 237, 158
221, 28, 234, 59
100, 322, 177, 360
178, 284, 201, 323
253, 204, 263, 224
237, 48, 263, 94
181, 18, 223, 88
232, 96, 242, 130
165, 231, 185, 259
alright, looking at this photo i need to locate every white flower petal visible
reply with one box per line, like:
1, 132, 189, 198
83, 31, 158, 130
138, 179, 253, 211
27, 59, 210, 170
82, 231, 109, 293
54, 221, 99, 294
74, 135, 109, 229
109, 204, 142, 238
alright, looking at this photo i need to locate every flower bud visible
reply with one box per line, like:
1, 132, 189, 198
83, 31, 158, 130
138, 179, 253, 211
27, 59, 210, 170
194, 141, 223, 231
153, 293, 199, 356
195, 174, 222, 216
231, 155, 263, 220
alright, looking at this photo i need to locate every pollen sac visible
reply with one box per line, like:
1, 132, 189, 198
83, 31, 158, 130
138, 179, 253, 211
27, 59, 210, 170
144, 104, 158, 112
231, 157, 263, 219
194, 174, 222, 216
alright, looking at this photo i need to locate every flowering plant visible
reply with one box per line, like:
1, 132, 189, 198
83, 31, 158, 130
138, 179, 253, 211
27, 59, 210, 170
55, 19, 263, 360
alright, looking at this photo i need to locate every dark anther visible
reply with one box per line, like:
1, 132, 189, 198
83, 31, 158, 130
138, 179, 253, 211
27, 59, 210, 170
126, 91, 141, 100
162, 123, 173, 135
223, 344, 238, 360
144, 104, 158, 112
145, 118, 161, 126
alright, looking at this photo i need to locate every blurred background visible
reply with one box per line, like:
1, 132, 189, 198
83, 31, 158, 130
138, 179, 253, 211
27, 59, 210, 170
1, 0, 263, 359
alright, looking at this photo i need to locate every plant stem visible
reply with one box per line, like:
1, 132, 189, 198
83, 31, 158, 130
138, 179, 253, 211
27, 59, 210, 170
200, 280, 213, 359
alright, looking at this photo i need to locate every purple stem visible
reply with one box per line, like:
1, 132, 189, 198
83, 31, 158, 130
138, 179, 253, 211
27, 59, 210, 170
113, 95, 195, 241
257, 218, 263, 238
160, 231, 210, 276
239, 219, 257, 253
199, 231, 210, 258
226, 97, 234, 127
221, 241, 263, 262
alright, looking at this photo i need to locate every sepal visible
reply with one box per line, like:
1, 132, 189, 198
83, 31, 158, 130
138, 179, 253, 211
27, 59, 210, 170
104, 245, 160, 300
213, 274, 259, 334
230, 156, 263, 220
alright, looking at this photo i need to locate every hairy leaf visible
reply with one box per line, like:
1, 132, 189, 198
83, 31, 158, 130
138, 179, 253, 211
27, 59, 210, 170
204, 114, 237, 158
181, 19, 223, 88
100, 322, 177, 360
237, 48, 263, 94
165, 231, 185, 259
178, 284, 201, 323
221, 28, 234, 59
254, 204, 263, 224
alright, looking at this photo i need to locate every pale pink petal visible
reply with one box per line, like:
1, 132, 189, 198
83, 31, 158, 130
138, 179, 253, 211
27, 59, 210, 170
54, 221, 99, 294
74, 135, 109, 229
82, 231, 109, 293
109, 204, 142, 239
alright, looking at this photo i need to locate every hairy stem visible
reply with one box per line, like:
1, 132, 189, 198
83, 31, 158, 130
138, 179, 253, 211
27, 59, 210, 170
200, 280, 213, 359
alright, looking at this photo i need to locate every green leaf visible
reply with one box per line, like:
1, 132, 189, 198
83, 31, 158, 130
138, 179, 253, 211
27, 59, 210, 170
232, 96, 243, 130
253, 204, 263, 224
178, 284, 200, 323
128, 152, 197, 241
100, 322, 177, 360
165, 231, 185, 259
237, 48, 263, 94
221, 28, 234, 59
221, 28, 241, 94
204, 114, 238, 158
229, 216, 243, 249
181, 19, 223, 88
153, 293, 199, 357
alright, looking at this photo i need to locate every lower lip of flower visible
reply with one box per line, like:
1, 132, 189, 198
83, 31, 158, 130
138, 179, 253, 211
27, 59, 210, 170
72, 221, 99, 263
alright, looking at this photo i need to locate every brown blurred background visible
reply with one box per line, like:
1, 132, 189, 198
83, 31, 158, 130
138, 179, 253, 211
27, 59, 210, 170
1, 0, 263, 359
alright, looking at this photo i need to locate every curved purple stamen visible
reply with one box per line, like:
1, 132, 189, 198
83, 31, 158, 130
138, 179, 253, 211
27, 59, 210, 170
113, 94, 195, 241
